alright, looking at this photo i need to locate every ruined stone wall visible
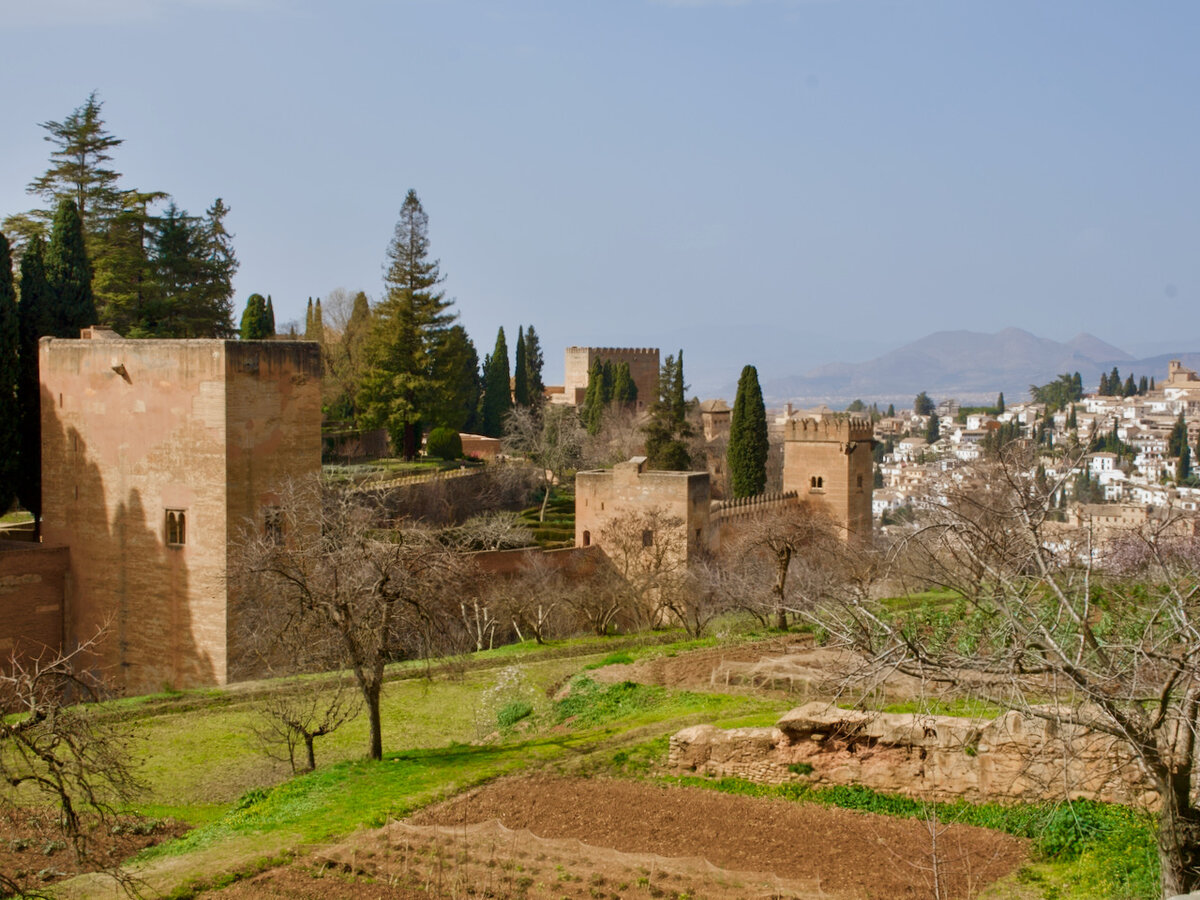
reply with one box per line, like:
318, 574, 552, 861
669, 702, 1154, 807
0, 543, 68, 669
781, 417, 874, 539
575, 459, 711, 560
563, 347, 660, 411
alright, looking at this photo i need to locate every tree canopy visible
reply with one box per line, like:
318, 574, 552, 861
728, 364, 768, 498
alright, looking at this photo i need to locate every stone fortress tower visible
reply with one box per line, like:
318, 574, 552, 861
780, 415, 875, 539
560, 347, 660, 410
38, 329, 321, 693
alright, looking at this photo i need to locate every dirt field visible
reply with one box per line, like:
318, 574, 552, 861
208, 776, 1028, 900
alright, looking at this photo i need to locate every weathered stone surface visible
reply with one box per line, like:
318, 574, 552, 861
671, 702, 1154, 805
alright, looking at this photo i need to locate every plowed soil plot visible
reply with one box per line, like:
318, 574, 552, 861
212, 776, 1027, 900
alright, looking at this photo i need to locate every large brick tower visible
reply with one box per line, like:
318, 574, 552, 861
781, 416, 874, 539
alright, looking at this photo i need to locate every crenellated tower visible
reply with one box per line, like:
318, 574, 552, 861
781, 416, 875, 539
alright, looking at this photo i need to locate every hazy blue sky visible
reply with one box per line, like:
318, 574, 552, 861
2, 0, 1196, 393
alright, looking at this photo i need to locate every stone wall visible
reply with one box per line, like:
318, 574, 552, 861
0, 543, 68, 669
669, 701, 1154, 806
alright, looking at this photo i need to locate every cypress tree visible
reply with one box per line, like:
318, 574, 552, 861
671, 350, 688, 426
513, 325, 529, 407
0, 234, 19, 515
600, 360, 615, 405
581, 358, 605, 435
886, 403, 896, 418
45, 198, 95, 336
1068, 404, 1077, 430
996, 392, 1005, 413
265, 295, 276, 335
1109, 367, 1120, 395
16, 236, 52, 528
1169, 412, 1188, 459
612, 361, 637, 409
1122, 374, 1136, 397
1098, 372, 1109, 395
479, 326, 511, 437
643, 351, 692, 470
311, 299, 323, 344
523, 325, 545, 407
1180, 441, 1192, 482
305, 297, 313, 337
1150, 376, 1156, 391
728, 364, 768, 498
240, 294, 269, 339
1072, 372, 1083, 399
1138, 375, 1148, 395
927, 413, 940, 443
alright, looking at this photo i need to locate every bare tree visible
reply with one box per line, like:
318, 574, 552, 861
488, 552, 570, 645
233, 477, 471, 761
1, 632, 142, 897
811, 446, 1200, 897
250, 678, 361, 773
727, 501, 841, 630
596, 506, 691, 630
503, 404, 585, 521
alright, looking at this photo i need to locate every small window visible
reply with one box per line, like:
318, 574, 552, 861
642, 529, 654, 548
263, 506, 283, 543
695, 528, 702, 544
165, 509, 186, 547
582, 530, 591, 547
857, 475, 863, 489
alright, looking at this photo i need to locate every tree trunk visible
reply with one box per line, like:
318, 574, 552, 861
366, 681, 383, 761
774, 547, 792, 631
1157, 769, 1200, 896
304, 735, 316, 772
403, 423, 418, 462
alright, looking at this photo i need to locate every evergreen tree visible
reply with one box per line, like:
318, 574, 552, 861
1122, 374, 1136, 397
523, 325, 545, 408
1150, 376, 1156, 391
612, 361, 637, 408
926, 413, 940, 443
1180, 441, 1192, 482
312, 299, 323, 344
886, 403, 896, 418
240, 293, 270, 339
265, 295, 276, 335
16, 236, 52, 528
1098, 372, 1110, 395
305, 298, 313, 337
1169, 412, 1188, 459
728, 364, 768, 498
92, 188, 163, 336
478, 326, 511, 437
1138, 375, 1148, 395
643, 351, 692, 470
513, 325, 529, 407
1109, 367, 1121, 394
996, 392, 1005, 413
45, 199, 96, 335
581, 358, 605, 435
197, 197, 238, 335
1068, 404, 1078, 430
599, 360, 615, 405
1072, 372, 1083, 398
913, 391, 934, 416
428, 324, 480, 433
359, 190, 455, 459
0, 234, 19, 514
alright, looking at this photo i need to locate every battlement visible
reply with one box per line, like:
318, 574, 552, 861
565, 346, 659, 356
711, 491, 799, 523
783, 416, 874, 443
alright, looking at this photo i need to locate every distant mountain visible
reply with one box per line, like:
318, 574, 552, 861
754, 328, 1200, 409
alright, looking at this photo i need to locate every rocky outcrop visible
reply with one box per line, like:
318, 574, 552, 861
669, 701, 1154, 806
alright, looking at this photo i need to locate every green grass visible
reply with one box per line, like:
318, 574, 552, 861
879, 588, 960, 611
865, 697, 1004, 718
0, 510, 34, 525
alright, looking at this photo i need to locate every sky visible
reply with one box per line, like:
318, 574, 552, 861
2, 0, 1198, 395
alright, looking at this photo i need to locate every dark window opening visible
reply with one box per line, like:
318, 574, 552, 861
582, 530, 591, 547
264, 506, 284, 543
857, 474, 863, 489
165, 509, 186, 547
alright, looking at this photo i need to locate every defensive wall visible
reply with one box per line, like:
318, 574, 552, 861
39, 334, 321, 694
561, 347, 659, 410
710, 491, 799, 545
575, 458, 711, 562
670, 702, 1153, 807
0, 542, 69, 670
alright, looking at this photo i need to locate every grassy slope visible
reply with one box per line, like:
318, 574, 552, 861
59, 628, 1158, 900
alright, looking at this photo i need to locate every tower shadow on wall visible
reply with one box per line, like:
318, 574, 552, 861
45, 396, 211, 695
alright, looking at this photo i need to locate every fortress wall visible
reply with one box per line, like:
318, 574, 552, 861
563, 347, 660, 411
0, 543, 68, 669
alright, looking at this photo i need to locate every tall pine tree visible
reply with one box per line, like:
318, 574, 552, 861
643, 350, 692, 470
359, 190, 456, 459
428, 324, 480, 433
478, 326, 512, 437
728, 364, 768, 498
0, 234, 20, 515
45, 198, 96, 336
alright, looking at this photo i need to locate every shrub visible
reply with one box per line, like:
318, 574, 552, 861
497, 700, 533, 728
425, 427, 462, 460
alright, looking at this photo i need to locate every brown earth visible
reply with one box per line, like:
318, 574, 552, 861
0, 807, 184, 893
206, 776, 1028, 900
